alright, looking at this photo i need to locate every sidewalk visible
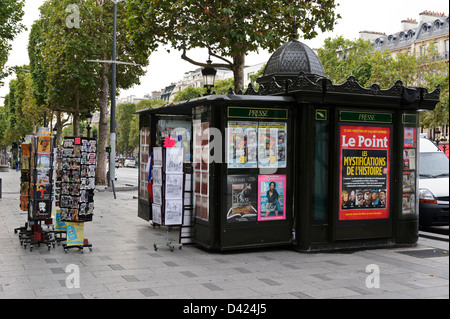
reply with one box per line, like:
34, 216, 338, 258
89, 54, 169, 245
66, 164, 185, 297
0, 168, 448, 300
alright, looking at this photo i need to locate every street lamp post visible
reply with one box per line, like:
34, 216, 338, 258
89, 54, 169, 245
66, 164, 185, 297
85, 0, 139, 199
201, 58, 217, 95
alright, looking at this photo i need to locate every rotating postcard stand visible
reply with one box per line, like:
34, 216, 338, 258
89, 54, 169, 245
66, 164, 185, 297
152, 146, 185, 252
56, 137, 97, 253
18, 134, 57, 251
14, 142, 31, 235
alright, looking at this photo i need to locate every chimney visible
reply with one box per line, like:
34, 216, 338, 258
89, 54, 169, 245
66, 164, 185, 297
419, 10, 445, 23
359, 31, 386, 41
401, 18, 418, 31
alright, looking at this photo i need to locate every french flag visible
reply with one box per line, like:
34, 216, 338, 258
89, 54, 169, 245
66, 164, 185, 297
147, 152, 153, 202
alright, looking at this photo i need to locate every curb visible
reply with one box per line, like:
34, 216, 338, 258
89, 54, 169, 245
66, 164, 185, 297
95, 186, 138, 193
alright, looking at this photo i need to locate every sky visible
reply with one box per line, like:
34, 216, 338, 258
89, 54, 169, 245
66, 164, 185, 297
1, 0, 449, 105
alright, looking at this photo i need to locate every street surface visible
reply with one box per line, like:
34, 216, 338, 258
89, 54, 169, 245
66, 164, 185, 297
0, 168, 448, 301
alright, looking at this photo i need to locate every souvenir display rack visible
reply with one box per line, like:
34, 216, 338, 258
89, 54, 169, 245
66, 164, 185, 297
55, 136, 96, 253
14, 142, 31, 235
152, 146, 185, 251
16, 134, 56, 251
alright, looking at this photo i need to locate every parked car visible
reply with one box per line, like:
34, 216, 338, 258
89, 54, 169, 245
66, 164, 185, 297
124, 157, 136, 168
418, 137, 449, 226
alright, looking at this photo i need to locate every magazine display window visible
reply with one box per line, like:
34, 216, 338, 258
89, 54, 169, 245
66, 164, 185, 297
55, 136, 96, 253
401, 115, 418, 217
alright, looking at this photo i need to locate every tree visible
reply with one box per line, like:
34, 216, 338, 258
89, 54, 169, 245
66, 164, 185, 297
126, 0, 340, 92
35, 0, 148, 185
0, 0, 25, 82
318, 36, 376, 86
318, 36, 447, 130
116, 102, 136, 156
417, 44, 449, 130
172, 86, 205, 102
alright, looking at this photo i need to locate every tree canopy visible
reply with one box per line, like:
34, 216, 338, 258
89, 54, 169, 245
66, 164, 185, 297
126, 0, 340, 92
30, 0, 149, 185
317, 36, 448, 129
0, 0, 25, 82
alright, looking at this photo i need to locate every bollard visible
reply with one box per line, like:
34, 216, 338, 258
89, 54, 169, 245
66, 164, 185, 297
0, 178, 2, 199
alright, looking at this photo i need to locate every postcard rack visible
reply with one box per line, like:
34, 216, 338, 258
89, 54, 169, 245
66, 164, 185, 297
16, 134, 57, 251
55, 136, 97, 253
151, 146, 185, 251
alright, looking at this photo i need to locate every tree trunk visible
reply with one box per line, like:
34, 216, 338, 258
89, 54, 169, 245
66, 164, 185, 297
95, 63, 110, 185
72, 87, 80, 136
232, 52, 245, 93
55, 111, 63, 146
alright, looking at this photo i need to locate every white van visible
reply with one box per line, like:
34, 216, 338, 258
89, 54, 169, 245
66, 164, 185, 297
418, 137, 449, 226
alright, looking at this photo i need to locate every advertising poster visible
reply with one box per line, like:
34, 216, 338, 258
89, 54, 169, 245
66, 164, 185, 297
227, 122, 258, 168
403, 149, 416, 170
165, 199, 183, 225
55, 210, 67, 231
257, 175, 286, 221
152, 204, 162, 225
226, 175, 257, 223
403, 127, 416, 148
37, 136, 51, 153
165, 147, 184, 174
165, 174, 183, 199
66, 222, 84, 246
339, 125, 390, 220
402, 193, 416, 215
258, 122, 287, 168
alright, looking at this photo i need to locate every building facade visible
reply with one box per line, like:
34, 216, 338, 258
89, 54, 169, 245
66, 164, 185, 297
360, 11, 449, 141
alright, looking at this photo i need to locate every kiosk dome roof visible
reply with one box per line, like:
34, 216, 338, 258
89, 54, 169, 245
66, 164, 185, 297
263, 39, 325, 77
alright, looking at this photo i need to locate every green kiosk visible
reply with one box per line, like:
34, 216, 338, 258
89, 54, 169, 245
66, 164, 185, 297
136, 38, 440, 252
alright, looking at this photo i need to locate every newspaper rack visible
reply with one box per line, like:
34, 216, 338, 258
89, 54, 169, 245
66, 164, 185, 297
151, 146, 185, 252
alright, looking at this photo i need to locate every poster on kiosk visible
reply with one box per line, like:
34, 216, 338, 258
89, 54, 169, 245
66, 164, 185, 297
339, 125, 390, 221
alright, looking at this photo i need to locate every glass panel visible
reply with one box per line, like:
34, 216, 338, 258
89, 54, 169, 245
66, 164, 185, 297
139, 127, 150, 200
156, 118, 191, 163
193, 107, 210, 221
313, 122, 328, 222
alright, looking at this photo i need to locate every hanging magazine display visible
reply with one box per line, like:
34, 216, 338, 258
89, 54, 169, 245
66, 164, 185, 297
30, 135, 54, 220
258, 122, 287, 168
402, 126, 418, 215
258, 175, 286, 221
150, 146, 185, 226
226, 121, 287, 169
227, 122, 258, 168
226, 175, 257, 223
56, 137, 97, 222
20, 143, 31, 211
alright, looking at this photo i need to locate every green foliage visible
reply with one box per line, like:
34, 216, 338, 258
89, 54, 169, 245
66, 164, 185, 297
116, 103, 136, 155
318, 36, 448, 129
0, 0, 25, 80
126, 0, 340, 91
213, 78, 235, 94
34, 0, 149, 132
173, 86, 205, 102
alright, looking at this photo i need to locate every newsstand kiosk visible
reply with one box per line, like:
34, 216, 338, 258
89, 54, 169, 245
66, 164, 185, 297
137, 39, 440, 252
